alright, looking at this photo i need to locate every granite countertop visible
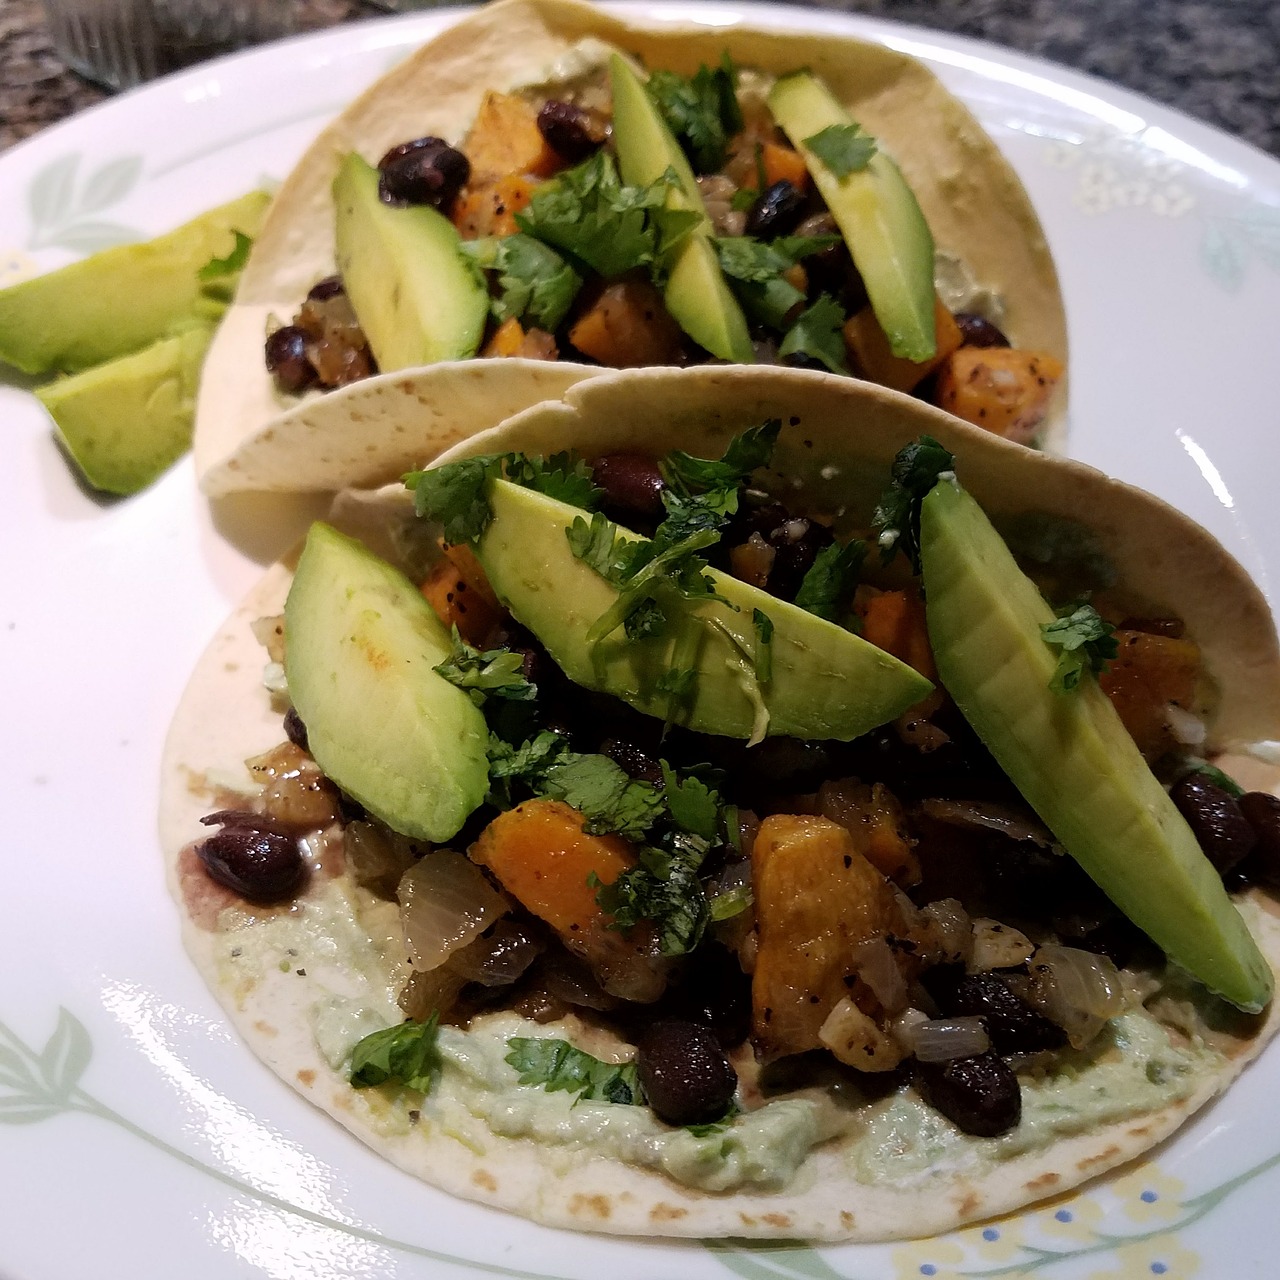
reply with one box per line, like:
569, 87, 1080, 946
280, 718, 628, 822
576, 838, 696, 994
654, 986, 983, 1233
3, 0, 1278, 158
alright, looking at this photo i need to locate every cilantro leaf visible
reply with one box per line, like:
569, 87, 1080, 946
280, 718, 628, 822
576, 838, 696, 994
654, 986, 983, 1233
1041, 603, 1119, 693
543, 753, 665, 841
646, 57, 742, 174
714, 235, 838, 330
661, 761, 721, 840
518, 152, 692, 281
662, 419, 781, 496
505, 1037, 644, 1105
779, 294, 849, 374
405, 456, 501, 543
487, 233, 582, 333
793, 539, 866, 622
502, 451, 601, 510
434, 629, 536, 706
685, 1106, 739, 1136
870, 436, 956, 571
595, 836, 711, 955
803, 124, 877, 178
349, 1015, 441, 1093
198, 229, 253, 282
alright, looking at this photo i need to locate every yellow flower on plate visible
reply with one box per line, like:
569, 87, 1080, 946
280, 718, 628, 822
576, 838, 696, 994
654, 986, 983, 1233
1086, 1233, 1200, 1279
890, 1237, 966, 1280
1109, 1165, 1187, 1225
1034, 1191, 1106, 1243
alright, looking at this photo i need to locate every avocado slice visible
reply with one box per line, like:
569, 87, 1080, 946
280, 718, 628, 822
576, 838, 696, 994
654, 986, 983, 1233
609, 55, 754, 364
37, 323, 212, 495
0, 189, 269, 376
333, 153, 488, 372
768, 72, 935, 363
285, 523, 489, 841
474, 479, 932, 740
919, 479, 1272, 1012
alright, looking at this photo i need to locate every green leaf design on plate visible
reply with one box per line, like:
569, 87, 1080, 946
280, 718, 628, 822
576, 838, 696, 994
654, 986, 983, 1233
25, 152, 145, 252
38, 1007, 92, 1100
1201, 222, 1246, 291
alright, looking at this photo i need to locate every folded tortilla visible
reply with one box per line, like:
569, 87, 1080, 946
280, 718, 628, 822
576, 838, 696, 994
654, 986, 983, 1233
163, 367, 1279, 1241
194, 0, 1067, 498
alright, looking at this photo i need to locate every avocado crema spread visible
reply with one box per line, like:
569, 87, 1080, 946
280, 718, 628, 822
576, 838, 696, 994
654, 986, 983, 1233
264, 38, 1062, 443
193, 429, 1278, 1196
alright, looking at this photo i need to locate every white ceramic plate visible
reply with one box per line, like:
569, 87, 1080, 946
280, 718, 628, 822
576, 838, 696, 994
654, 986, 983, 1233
3, 7, 1280, 1278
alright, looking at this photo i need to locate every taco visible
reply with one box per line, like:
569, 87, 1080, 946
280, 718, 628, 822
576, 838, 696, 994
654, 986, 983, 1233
194, 0, 1068, 497
162, 366, 1280, 1241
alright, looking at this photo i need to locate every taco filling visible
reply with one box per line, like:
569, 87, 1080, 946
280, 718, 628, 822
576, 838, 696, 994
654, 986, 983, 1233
263, 45, 1062, 443
170, 400, 1280, 1237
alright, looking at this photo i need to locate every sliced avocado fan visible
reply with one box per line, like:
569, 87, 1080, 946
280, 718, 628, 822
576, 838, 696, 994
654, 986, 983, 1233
474, 479, 932, 742
919, 478, 1272, 1012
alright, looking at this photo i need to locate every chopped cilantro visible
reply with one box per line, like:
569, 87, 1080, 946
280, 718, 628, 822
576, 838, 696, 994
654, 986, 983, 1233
517, 152, 699, 282
871, 437, 956, 571
595, 835, 711, 955
542, 753, 666, 841
661, 761, 721, 840
713, 234, 837, 331
662, 419, 781, 497
198, 229, 252, 282
406, 451, 598, 544
645, 57, 743, 174
434, 629, 536, 706
779, 294, 849, 374
1188, 762, 1245, 797
685, 1106, 739, 1136
803, 123, 877, 178
349, 1015, 441, 1093
487, 233, 582, 333
405, 455, 500, 543
793, 539, 866, 622
505, 1037, 643, 1105
752, 608, 774, 684
1041, 602, 1119, 693
708, 882, 752, 922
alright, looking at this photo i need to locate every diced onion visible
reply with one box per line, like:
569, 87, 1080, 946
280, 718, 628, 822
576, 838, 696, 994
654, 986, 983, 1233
849, 937, 910, 1015
1165, 704, 1207, 747
969, 918, 1035, 973
1027, 944, 1126, 1049
908, 1016, 992, 1062
250, 615, 286, 664
448, 919, 543, 987
919, 798, 1054, 846
818, 998, 904, 1072
921, 898, 973, 966
397, 851, 509, 971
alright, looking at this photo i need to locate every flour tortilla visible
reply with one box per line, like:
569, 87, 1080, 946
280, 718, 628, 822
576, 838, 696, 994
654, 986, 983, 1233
164, 367, 1279, 1240
194, 0, 1067, 497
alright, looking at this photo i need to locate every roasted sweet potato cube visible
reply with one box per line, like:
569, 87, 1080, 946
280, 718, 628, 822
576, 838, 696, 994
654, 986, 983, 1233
842, 296, 962, 393
463, 91, 561, 178
751, 814, 910, 1062
568, 279, 685, 367
471, 799, 666, 1000
815, 779, 920, 886
451, 175, 536, 239
935, 346, 1064, 442
420, 544, 502, 645
1100, 629, 1203, 761
761, 142, 809, 190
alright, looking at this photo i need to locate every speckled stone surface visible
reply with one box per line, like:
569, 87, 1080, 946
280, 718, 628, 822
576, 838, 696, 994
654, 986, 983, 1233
3, 0, 1279, 158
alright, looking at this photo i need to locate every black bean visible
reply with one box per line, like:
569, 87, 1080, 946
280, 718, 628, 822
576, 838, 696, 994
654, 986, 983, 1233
745, 180, 806, 238
591, 453, 667, 523
306, 274, 345, 302
1239, 792, 1280, 891
954, 313, 1011, 348
600, 738, 664, 785
945, 972, 1067, 1055
377, 136, 470, 209
915, 1051, 1021, 1137
537, 100, 604, 163
196, 821, 306, 903
662, 943, 752, 1049
738, 737, 836, 795
1172, 774, 1257, 876
264, 325, 316, 393
636, 1020, 738, 1126
283, 706, 309, 752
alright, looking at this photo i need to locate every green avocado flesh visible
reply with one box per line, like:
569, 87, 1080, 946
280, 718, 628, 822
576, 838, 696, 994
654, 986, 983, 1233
474, 479, 932, 740
919, 480, 1272, 1012
0, 189, 269, 376
37, 323, 211, 495
333, 153, 487, 372
609, 54, 754, 364
284, 523, 489, 841
768, 72, 935, 363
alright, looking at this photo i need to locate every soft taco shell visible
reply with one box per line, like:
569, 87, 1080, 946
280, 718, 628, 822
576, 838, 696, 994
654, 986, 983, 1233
194, 0, 1067, 496
165, 367, 1280, 1240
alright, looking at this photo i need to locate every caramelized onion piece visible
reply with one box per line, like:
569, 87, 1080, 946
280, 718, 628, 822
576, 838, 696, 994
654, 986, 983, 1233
448, 919, 544, 986
398, 851, 509, 971
908, 1016, 992, 1062
1027, 944, 1126, 1049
